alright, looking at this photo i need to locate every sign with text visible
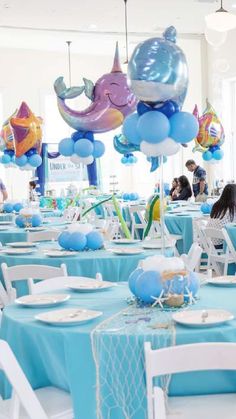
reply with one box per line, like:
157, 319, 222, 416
48, 155, 87, 182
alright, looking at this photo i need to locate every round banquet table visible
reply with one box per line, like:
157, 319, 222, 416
0, 242, 173, 296
1, 283, 236, 419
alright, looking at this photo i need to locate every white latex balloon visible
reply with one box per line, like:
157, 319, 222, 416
140, 141, 161, 157
70, 154, 81, 164
68, 222, 93, 235
23, 164, 33, 171
204, 27, 227, 47
79, 155, 94, 165
155, 138, 180, 156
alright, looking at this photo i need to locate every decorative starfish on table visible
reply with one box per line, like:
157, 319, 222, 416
151, 290, 169, 309
184, 286, 197, 305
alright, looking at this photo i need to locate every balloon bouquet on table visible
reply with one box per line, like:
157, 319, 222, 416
55, 43, 137, 186
15, 208, 43, 228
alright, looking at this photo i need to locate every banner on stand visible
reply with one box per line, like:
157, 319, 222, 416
48, 155, 87, 182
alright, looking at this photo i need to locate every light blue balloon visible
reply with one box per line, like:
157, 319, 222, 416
122, 193, 130, 200
68, 232, 87, 251
15, 215, 25, 228
74, 138, 94, 158
1, 154, 11, 164
203, 151, 212, 161
28, 154, 42, 168
31, 214, 42, 227
170, 275, 186, 295
122, 113, 142, 145
121, 157, 127, 164
59, 138, 74, 156
15, 155, 28, 167
13, 203, 23, 212
86, 231, 104, 250
93, 140, 105, 158
128, 26, 188, 106
3, 203, 14, 213
58, 231, 71, 250
213, 149, 224, 160
187, 272, 199, 297
128, 268, 143, 295
135, 270, 163, 304
201, 203, 211, 214
170, 112, 199, 143
137, 111, 170, 143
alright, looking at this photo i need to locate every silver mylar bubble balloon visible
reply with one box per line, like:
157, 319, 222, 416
128, 26, 188, 106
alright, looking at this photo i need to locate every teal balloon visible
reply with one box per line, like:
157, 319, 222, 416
15, 215, 25, 228
170, 112, 199, 143
15, 155, 27, 167
128, 268, 143, 295
1, 154, 11, 164
86, 231, 103, 250
59, 138, 74, 156
203, 151, 212, 161
122, 113, 142, 145
58, 231, 71, 250
137, 111, 170, 143
31, 214, 42, 227
28, 154, 42, 168
135, 270, 163, 304
93, 140, 105, 158
13, 203, 23, 212
68, 232, 87, 251
213, 149, 224, 160
3, 203, 14, 213
201, 203, 211, 214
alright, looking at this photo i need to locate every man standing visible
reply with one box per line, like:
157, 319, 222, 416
185, 159, 208, 202
0, 179, 8, 203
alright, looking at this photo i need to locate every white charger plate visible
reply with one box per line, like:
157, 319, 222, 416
35, 308, 103, 326
207, 276, 236, 287
43, 250, 78, 258
15, 294, 70, 308
68, 278, 116, 292
142, 240, 174, 249
111, 239, 140, 245
172, 309, 234, 328
2, 248, 36, 255
7, 242, 37, 248
108, 247, 144, 255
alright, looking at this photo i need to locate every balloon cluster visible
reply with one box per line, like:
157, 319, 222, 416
128, 255, 199, 305
3, 202, 23, 213
118, 27, 199, 171
200, 202, 213, 215
15, 208, 42, 228
58, 223, 104, 251
122, 192, 139, 201
59, 131, 105, 166
0, 102, 43, 170
193, 102, 225, 162
121, 153, 137, 165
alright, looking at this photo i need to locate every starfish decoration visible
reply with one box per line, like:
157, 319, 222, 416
151, 290, 169, 309
184, 286, 197, 305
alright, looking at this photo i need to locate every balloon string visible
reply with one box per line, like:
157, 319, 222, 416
124, 0, 129, 64
66, 41, 72, 87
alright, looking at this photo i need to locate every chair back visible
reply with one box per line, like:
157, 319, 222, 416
180, 243, 202, 271
0, 340, 48, 419
27, 230, 60, 242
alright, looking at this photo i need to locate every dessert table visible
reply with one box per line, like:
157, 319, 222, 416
1, 283, 236, 419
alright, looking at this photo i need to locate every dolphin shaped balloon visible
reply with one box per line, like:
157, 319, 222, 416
54, 43, 137, 133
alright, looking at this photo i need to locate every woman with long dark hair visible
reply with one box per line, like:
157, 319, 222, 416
169, 178, 178, 199
172, 175, 192, 201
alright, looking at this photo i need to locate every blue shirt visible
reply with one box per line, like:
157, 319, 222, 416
192, 166, 208, 197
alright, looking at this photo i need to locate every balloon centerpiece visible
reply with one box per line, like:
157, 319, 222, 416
55, 43, 137, 185
129, 255, 199, 308
3, 202, 24, 214
193, 101, 225, 162
121, 153, 137, 166
15, 208, 42, 228
58, 223, 104, 251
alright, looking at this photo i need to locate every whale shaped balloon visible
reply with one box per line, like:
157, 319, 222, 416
54, 43, 137, 133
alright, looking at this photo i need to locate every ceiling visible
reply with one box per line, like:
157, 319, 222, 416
0, 0, 235, 54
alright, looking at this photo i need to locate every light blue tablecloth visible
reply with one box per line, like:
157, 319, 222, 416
0, 222, 68, 245
1, 284, 236, 419
0, 242, 173, 296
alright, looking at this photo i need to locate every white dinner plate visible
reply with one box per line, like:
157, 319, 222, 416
108, 247, 144, 255
35, 308, 103, 326
7, 242, 37, 248
25, 227, 45, 232
142, 240, 174, 249
0, 221, 12, 225
15, 294, 70, 308
43, 250, 78, 258
2, 248, 36, 255
207, 276, 236, 287
172, 309, 234, 327
68, 278, 116, 292
111, 239, 140, 245
0, 227, 9, 231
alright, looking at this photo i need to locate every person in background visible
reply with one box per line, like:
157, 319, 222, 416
207, 184, 236, 247
0, 179, 8, 203
29, 181, 38, 202
169, 178, 178, 200
172, 175, 192, 201
185, 159, 208, 202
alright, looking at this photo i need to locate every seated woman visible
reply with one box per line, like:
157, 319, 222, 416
169, 178, 178, 200
29, 181, 39, 202
207, 184, 236, 247
172, 175, 192, 201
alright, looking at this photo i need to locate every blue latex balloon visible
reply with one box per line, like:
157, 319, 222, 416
86, 231, 104, 250
13, 203, 23, 212
15, 215, 25, 228
123, 193, 130, 200
3, 203, 14, 213
28, 154, 42, 168
202, 151, 212, 161
93, 140, 105, 158
171, 275, 186, 295
121, 157, 127, 164
129, 192, 138, 201
26, 148, 36, 157
154, 100, 180, 118
58, 232, 71, 250
209, 145, 220, 153
135, 270, 163, 304
74, 138, 94, 158
31, 214, 42, 227
2, 154, 11, 164
187, 272, 199, 297
137, 111, 170, 143
59, 138, 74, 156
170, 112, 199, 143
128, 27, 188, 106
213, 149, 224, 160
201, 203, 211, 214
68, 232, 87, 251
128, 268, 143, 295
137, 102, 152, 116
15, 155, 28, 167
122, 113, 142, 145
71, 131, 83, 142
